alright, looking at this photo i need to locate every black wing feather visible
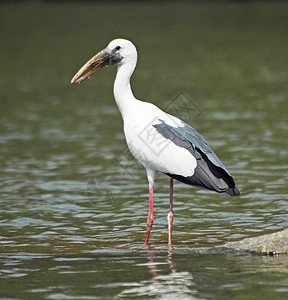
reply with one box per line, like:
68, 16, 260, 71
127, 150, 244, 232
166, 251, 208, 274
153, 119, 240, 196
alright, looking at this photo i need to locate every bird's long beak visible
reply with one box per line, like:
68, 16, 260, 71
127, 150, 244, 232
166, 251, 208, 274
71, 50, 110, 84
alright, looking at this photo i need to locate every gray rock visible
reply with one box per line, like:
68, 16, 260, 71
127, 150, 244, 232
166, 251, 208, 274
217, 229, 288, 255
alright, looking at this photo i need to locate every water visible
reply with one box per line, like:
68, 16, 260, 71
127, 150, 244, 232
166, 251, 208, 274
0, 1, 288, 299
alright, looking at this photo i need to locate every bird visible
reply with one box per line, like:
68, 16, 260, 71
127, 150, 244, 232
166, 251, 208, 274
71, 38, 240, 246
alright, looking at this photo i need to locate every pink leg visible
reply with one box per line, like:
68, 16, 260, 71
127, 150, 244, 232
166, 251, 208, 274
167, 178, 174, 246
145, 186, 154, 244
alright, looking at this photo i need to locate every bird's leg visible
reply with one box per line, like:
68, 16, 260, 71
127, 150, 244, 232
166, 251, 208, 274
144, 185, 154, 244
167, 178, 174, 246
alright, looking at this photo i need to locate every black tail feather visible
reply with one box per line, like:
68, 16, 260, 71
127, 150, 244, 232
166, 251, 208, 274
165, 149, 240, 196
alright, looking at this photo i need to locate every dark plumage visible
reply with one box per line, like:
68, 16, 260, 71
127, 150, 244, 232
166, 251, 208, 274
153, 120, 240, 196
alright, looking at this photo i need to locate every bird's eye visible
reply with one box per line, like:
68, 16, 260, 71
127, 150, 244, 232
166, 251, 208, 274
116, 46, 121, 51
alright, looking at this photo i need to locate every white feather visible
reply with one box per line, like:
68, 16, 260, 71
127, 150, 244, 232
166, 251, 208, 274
124, 103, 197, 177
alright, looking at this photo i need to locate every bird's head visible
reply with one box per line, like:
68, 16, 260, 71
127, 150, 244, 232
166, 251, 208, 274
71, 38, 137, 84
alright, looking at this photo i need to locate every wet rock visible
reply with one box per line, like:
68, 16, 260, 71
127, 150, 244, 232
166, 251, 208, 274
217, 229, 288, 255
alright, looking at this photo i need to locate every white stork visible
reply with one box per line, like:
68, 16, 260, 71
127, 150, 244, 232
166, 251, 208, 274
71, 38, 240, 246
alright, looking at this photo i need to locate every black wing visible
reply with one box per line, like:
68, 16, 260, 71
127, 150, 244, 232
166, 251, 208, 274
153, 119, 240, 196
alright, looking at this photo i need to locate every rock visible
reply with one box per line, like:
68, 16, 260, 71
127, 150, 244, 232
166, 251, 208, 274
217, 229, 288, 255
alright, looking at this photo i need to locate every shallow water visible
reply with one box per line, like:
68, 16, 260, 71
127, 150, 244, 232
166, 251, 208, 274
0, 1, 288, 299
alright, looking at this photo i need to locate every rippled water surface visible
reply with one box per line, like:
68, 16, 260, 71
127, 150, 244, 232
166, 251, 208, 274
1, 2, 288, 299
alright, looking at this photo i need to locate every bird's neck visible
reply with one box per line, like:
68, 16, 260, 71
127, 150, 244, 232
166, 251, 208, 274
113, 62, 137, 118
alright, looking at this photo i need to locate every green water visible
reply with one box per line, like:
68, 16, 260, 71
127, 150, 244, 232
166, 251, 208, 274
0, 1, 288, 299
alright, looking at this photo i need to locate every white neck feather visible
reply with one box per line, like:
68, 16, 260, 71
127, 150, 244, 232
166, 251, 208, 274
113, 60, 137, 118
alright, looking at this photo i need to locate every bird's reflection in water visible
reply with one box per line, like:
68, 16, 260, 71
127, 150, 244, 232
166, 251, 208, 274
146, 247, 178, 277
117, 246, 198, 299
